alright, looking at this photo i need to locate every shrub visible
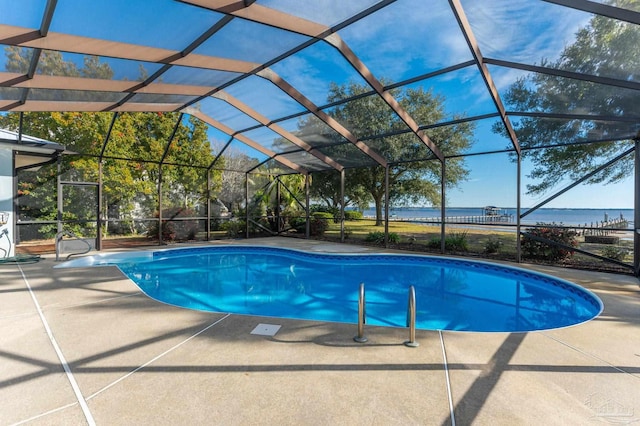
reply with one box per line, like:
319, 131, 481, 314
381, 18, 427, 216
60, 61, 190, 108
147, 208, 199, 241
426, 232, 468, 251
312, 212, 335, 230
106, 219, 134, 236
289, 216, 306, 233
365, 231, 383, 244
310, 217, 329, 236
209, 218, 222, 232
312, 211, 334, 220
311, 206, 340, 223
600, 246, 629, 261
427, 237, 441, 249
289, 215, 328, 236
154, 220, 176, 241
365, 231, 399, 244
446, 231, 468, 251
221, 219, 245, 237
484, 235, 503, 254
521, 223, 577, 261
344, 210, 364, 221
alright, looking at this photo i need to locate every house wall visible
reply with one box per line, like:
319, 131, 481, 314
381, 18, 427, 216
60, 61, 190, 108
0, 146, 14, 257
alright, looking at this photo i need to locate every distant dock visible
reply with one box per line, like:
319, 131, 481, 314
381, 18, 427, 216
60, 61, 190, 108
363, 209, 631, 231
367, 206, 513, 225
577, 214, 629, 236
366, 214, 514, 224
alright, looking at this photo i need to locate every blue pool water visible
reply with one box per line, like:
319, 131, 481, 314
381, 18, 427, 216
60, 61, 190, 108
58, 246, 603, 332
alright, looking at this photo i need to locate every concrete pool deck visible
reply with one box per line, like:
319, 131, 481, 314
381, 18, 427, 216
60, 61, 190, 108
1, 237, 639, 425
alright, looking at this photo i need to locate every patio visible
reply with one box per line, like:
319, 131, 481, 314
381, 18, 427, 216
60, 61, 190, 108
1, 238, 639, 425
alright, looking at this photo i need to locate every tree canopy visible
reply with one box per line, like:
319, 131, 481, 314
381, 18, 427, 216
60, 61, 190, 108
496, 0, 639, 195
1, 47, 223, 237
306, 81, 475, 224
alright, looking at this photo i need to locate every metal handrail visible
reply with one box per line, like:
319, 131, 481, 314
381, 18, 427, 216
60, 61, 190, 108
404, 285, 419, 347
353, 282, 367, 343
55, 230, 92, 261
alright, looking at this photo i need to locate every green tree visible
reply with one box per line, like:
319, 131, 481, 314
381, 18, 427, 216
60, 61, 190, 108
273, 174, 307, 216
307, 82, 474, 225
251, 173, 307, 231
216, 147, 258, 214
495, 0, 639, 195
161, 114, 220, 212
310, 169, 371, 213
5, 47, 81, 77
2, 111, 109, 236
2, 47, 220, 237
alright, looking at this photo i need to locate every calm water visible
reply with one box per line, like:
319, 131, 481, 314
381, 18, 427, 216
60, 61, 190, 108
101, 246, 602, 332
362, 207, 634, 227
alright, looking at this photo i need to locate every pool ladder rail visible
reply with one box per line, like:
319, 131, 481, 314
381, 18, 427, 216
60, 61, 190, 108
353, 283, 419, 347
404, 285, 419, 347
354, 283, 368, 343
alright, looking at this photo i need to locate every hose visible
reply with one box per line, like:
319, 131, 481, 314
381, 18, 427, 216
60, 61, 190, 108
0, 253, 41, 264
0, 228, 9, 259
0, 227, 42, 264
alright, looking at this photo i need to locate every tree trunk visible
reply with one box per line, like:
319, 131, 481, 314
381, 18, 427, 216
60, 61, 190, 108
128, 212, 135, 235
374, 195, 383, 226
103, 196, 108, 238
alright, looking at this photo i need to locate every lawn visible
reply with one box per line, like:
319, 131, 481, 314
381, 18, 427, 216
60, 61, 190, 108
324, 219, 517, 255
321, 219, 633, 273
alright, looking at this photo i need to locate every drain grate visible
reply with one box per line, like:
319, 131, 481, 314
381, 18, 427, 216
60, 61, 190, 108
250, 323, 281, 336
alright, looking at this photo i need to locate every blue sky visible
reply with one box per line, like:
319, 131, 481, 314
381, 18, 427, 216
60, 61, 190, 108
231, 0, 633, 208
199, 0, 633, 208
447, 154, 634, 209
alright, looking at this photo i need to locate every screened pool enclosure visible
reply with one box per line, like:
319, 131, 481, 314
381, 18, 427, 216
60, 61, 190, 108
0, 0, 638, 274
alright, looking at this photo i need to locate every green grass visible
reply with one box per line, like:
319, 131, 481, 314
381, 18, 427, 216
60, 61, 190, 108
92, 215, 633, 273
324, 219, 517, 255
322, 219, 633, 273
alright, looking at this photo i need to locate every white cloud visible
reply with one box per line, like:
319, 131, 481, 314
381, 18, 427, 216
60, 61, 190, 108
270, 52, 340, 106
461, 0, 592, 64
338, 0, 474, 81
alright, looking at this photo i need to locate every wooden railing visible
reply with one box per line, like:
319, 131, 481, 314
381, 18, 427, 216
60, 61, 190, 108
578, 217, 629, 236
365, 214, 514, 224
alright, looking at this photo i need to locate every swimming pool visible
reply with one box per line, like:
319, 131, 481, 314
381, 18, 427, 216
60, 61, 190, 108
58, 245, 603, 332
